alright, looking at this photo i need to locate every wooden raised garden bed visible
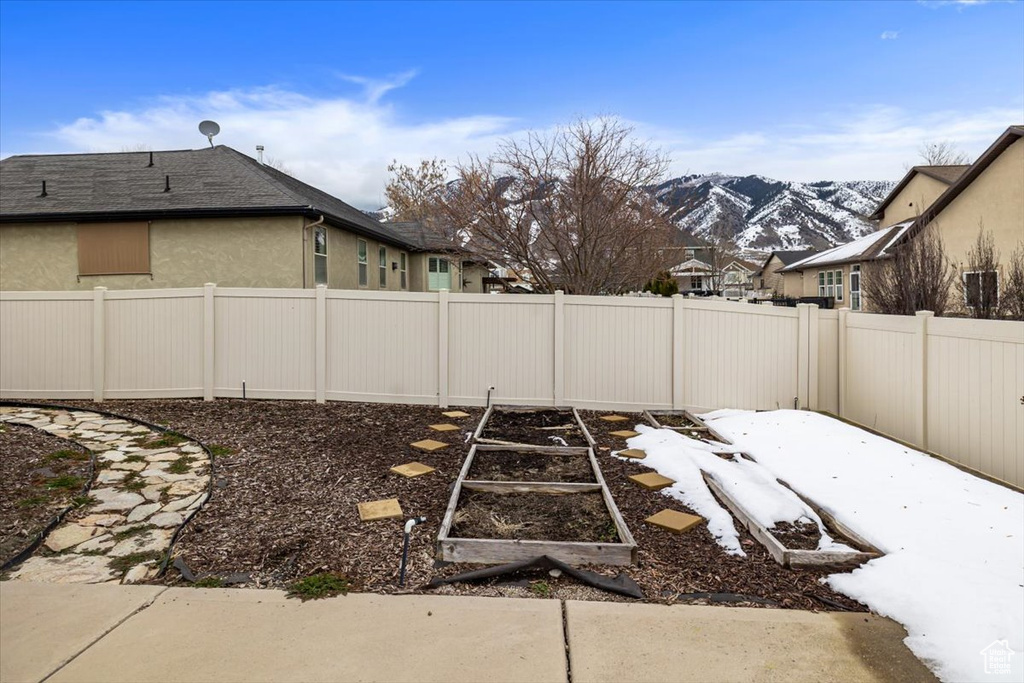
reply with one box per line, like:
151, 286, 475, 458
473, 405, 596, 448
702, 471, 882, 569
438, 439, 636, 565
643, 409, 731, 443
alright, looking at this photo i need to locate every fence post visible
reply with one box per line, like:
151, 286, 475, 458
672, 294, 685, 410
807, 304, 820, 410
553, 290, 565, 406
837, 308, 848, 417
438, 289, 449, 408
203, 283, 215, 401
315, 285, 327, 404
92, 286, 106, 402
796, 303, 810, 409
915, 310, 933, 451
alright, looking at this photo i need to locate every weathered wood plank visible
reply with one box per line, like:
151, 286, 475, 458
785, 549, 879, 569
436, 444, 479, 551
474, 444, 591, 455
775, 478, 883, 555
703, 472, 788, 565
682, 410, 732, 445
461, 481, 602, 494
471, 404, 494, 443
574, 407, 597, 448
440, 537, 635, 566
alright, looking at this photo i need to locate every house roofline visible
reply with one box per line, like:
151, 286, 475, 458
868, 164, 968, 220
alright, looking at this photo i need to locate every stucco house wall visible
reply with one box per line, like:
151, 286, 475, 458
880, 173, 950, 227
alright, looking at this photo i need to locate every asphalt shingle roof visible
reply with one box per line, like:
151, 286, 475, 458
0, 146, 411, 248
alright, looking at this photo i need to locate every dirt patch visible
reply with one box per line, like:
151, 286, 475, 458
481, 409, 589, 447
451, 490, 617, 542
647, 412, 700, 429
770, 520, 822, 550
0, 423, 91, 566
467, 449, 595, 482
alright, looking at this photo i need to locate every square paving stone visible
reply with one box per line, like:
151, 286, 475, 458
609, 430, 640, 439
391, 462, 436, 478
645, 509, 703, 533
411, 439, 449, 453
600, 415, 630, 422
617, 449, 647, 460
628, 472, 676, 490
428, 423, 460, 432
442, 411, 471, 419
357, 499, 403, 521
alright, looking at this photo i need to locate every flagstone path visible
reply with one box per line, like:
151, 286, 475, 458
0, 405, 209, 584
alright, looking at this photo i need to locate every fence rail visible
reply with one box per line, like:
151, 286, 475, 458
1, 286, 1021, 487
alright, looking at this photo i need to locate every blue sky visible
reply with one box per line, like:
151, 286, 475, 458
1, 0, 1022, 208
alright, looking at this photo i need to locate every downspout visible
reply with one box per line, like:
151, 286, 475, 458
303, 214, 325, 288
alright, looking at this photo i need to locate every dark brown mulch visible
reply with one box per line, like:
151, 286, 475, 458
48, 399, 868, 610
770, 520, 822, 550
578, 410, 867, 611
647, 411, 699, 428
467, 449, 596, 482
451, 490, 617, 542
481, 409, 589, 447
0, 423, 92, 566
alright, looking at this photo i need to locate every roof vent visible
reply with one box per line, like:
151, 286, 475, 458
256, 145, 264, 165
38, 180, 47, 198
147, 151, 154, 167
164, 175, 171, 193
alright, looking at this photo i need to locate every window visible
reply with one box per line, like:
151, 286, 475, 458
964, 271, 999, 309
818, 270, 843, 301
400, 253, 407, 290
818, 272, 826, 297
428, 257, 451, 290
313, 226, 327, 286
850, 265, 861, 311
357, 240, 368, 287
77, 222, 150, 275
379, 246, 387, 288
834, 269, 843, 302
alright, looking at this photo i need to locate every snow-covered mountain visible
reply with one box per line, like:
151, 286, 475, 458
649, 174, 895, 252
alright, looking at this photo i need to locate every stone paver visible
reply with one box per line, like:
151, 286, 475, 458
1, 406, 210, 585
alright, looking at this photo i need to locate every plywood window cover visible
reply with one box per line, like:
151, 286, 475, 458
77, 222, 151, 276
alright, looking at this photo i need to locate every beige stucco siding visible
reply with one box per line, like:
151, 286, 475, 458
926, 137, 1024, 270
319, 227, 409, 291
761, 255, 786, 294
0, 216, 304, 291
880, 173, 950, 227
781, 270, 805, 298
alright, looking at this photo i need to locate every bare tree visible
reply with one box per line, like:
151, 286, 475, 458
862, 228, 957, 316
918, 140, 971, 166
384, 158, 448, 222
1002, 243, 1024, 321
264, 156, 294, 177
441, 119, 675, 294
960, 225, 1001, 319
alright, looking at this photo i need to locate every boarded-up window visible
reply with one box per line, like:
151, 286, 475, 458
77, 222, 150, 275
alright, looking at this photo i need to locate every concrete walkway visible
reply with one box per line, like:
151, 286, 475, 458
0, 582, 936, 683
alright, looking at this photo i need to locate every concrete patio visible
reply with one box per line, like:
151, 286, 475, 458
0, 581, 936, 683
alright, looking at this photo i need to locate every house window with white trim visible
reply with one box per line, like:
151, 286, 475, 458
400, 253, 407, 290
964, 270, 998, 309
850, 265, 861, 311
818, 269, 843, 301
379, 246, 387, 288
357, 239, 368, 287
313, 226, 327, 286
834, 269, 843, 302
428, 257, 451, 291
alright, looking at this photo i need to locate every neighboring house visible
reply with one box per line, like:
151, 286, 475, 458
670, 258, 714, 294
755, 250, 818, 296
719, 257, 759, 298
384, 221, 491, 293
669, 255, 759, 296
780, 125, 1024, 312
0, 146, 469, 292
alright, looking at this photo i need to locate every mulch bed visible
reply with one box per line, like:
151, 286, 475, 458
0, 423, 91, 566
481, 409, 589, 447
770, 521, 823, 551
452, 490, 616, 542
37, 399, 867, 611
467, 449, 596, 482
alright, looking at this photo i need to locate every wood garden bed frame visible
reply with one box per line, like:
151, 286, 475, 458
472, 405, 597, 448
642, 409, 731, 444
439, 407, 635, 566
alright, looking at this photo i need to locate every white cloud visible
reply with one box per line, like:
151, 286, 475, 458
917, 0, 1016, 8
4, 79, 1021, 207
880, 30, 900, 39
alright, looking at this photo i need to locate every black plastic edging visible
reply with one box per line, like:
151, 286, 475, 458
0, 400, 216, 578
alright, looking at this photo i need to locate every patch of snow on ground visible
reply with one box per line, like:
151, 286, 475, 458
700, 409, 1024, 683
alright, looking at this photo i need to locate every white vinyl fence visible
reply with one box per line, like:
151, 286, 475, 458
2, 286, 1021, 487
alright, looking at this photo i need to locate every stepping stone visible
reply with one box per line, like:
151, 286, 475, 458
10, 554, 118, 584
442, 411, 471, 419
645, 509, 703, 533
600, 415, 630, 422
617, 449, 647, 460
358, 498, 403, 522
150, 511, 184, 528
75, 534, 116, 553
126, 503, 162, 523
410, 439, 448, 453
429, 423, 460, 432
44, 524, 101, 552
79, 514, 123, 528
108, 529, 173, 557
162, 493, 203, 512
391, 462, 436, 478
628, 472, 676, 490
97, 470, 127, 484
609, 430, 640, 439
92, 490, 146, 512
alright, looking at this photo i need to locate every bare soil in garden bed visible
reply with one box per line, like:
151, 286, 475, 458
770, 520, 823, 551
481, 409, 589, 447
0, 423, 91, 566
31, 399, 867, 610
647, 412, 711, 439
467, 450, 596, 482
451, 490, 617, 542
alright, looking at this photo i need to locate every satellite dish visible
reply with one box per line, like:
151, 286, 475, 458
198, 120, 220, 147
